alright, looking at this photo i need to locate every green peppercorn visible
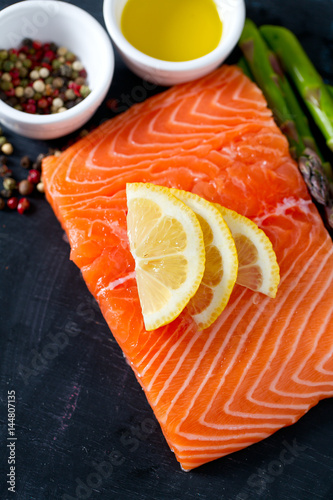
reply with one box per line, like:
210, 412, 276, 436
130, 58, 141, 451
23, 58, 32, 68
3, 177, 17, 191
66, 52, 76, 62
0, 50, 8, 60
19, 67, 28, 78
80, 85, 90, 98
0, 81, 13, 91
3, 60, 14, 71
52, 59, 61, 70
0, 137, 7, 147
20, 79, 29, 88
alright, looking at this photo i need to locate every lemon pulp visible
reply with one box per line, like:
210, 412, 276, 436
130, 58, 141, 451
121, 0, 223, 62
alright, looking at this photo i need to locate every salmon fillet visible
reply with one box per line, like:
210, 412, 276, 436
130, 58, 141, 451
42, 65, 333, 471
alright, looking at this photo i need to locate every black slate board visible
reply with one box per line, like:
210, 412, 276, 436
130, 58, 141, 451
1, 1, 333, 499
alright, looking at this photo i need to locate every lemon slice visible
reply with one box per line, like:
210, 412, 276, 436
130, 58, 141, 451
171, 189, 238, 330
216, 205, 280, 298
126, 183, 205, 331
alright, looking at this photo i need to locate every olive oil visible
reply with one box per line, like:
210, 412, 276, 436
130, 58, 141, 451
121, 0, 223, 62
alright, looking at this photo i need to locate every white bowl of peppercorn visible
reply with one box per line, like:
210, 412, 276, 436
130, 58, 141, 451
0, 0, 114, 139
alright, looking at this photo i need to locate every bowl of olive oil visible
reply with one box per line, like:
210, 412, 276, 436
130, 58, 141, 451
103, 0, 245, 86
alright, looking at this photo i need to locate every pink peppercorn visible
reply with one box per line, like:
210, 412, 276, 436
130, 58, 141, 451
38, 98, 48, 109
5, 89, 15, 97
10, 69, 20, 79
7, 197, 19, 210
26, 102, 36, 114
28, 169, 41, 184
32, 40, 42, 50
41, 62, 52, 71
17, 197, 30, 214
44, 50, 56, 61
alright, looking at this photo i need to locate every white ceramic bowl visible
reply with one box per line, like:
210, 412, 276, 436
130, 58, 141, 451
103, 0, 245, 86
0, 0, 115, 139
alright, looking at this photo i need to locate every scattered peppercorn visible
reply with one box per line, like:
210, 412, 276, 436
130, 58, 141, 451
17, 197, 30, 214
20, 155, 31, 169
0, 165, 10, 176
7, 196, 18, 209
36, 181, 45, 193
18, 179, 34, 196
0, 197, 5, 210
1, 188, 12, 198
27, 169, 40, 184
35, 152, 46, 168
3, 177, 16, 190
1, 142, 14, 155
0, 39, 91, 114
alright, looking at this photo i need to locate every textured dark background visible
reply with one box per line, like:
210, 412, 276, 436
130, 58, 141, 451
1, 1, 333, 499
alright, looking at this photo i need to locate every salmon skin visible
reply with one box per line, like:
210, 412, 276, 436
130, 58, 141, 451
43, 66, 333, 471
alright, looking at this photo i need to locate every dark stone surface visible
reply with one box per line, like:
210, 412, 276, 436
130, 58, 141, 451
0, 1, 332, 499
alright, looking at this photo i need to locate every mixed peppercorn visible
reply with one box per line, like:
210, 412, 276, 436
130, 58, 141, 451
0, 125, 61, 214
0, 39, 91, 114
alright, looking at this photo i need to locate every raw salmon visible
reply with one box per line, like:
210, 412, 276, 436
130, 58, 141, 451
42, 66, 333, 471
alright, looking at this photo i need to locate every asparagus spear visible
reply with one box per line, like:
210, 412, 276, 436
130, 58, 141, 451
239, 20, 333, 224
268, 51, 333, 181
239, 19, 304, 157
327, 85, 333, 99
268, 51, 318, 153
237, 56, 254, 81
260, 25, 333, 152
